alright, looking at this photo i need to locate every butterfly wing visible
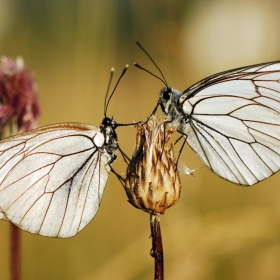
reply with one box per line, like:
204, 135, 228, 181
178, 61, 280, 185
0, 123, 113, 238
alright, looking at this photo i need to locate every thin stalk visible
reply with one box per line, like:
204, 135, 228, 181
10, 224, 20, 280
8, 124, 20, 280
150, 213, 164, 280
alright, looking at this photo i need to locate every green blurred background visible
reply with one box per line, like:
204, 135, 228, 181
1, 0, 280, 279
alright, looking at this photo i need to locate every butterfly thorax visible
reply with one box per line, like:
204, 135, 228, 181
100, 117, 118, 161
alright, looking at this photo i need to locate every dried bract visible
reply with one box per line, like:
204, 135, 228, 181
125, 119, 181, 214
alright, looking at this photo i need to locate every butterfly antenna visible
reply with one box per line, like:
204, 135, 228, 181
135, 41, 168, 86
134, 62, 167, 86
104, 67, 115, 117
104, 65, 129, 117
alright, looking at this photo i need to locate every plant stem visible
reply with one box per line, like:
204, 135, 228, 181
150, 213, 164, 280
10, 224, 20, 280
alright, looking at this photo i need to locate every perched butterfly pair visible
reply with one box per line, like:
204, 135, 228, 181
1, 45, 280, 238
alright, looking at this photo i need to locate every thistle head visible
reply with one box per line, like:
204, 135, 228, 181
125, 118, 181, 214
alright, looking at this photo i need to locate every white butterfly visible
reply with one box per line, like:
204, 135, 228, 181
135, 44, 280, 186
158, 61, 280, 186
0, 67, 127, 238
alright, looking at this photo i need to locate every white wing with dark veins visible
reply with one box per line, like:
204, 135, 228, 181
176, 61, 280, 185
0, 123, 112, 238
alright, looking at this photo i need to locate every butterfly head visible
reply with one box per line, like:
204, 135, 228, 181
158, 87, 184, 128
160, 87, 172, 102
101, 117, 117, 129
100, 117, 117, 141
159, 87, 174, 115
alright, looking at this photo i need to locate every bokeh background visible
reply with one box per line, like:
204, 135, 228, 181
1, 0, 280, 279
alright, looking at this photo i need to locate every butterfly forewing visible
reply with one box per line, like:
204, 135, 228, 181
184, 61, 280, 98
164, 61, 280, 185
0, 122, 114, 238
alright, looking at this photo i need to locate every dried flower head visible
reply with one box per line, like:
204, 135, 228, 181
0, 56, 40, 137
125, 118, 181, 214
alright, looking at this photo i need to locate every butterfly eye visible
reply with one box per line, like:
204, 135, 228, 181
161, 88, 172, 102
102, 117, 112, 126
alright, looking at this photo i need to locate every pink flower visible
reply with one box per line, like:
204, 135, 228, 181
0, 56, 40, 137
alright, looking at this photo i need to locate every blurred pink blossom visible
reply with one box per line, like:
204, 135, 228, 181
0, 56, 40, 136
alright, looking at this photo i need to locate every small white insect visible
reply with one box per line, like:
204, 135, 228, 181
136, 43, 280, 186
0, 66, 128, 238
178, 162, 199, 176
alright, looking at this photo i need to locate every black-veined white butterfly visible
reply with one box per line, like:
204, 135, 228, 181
0, 66, 129, 238
135, 43, 280, 186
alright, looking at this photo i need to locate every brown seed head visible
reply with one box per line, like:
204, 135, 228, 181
125, 118, 181, 214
